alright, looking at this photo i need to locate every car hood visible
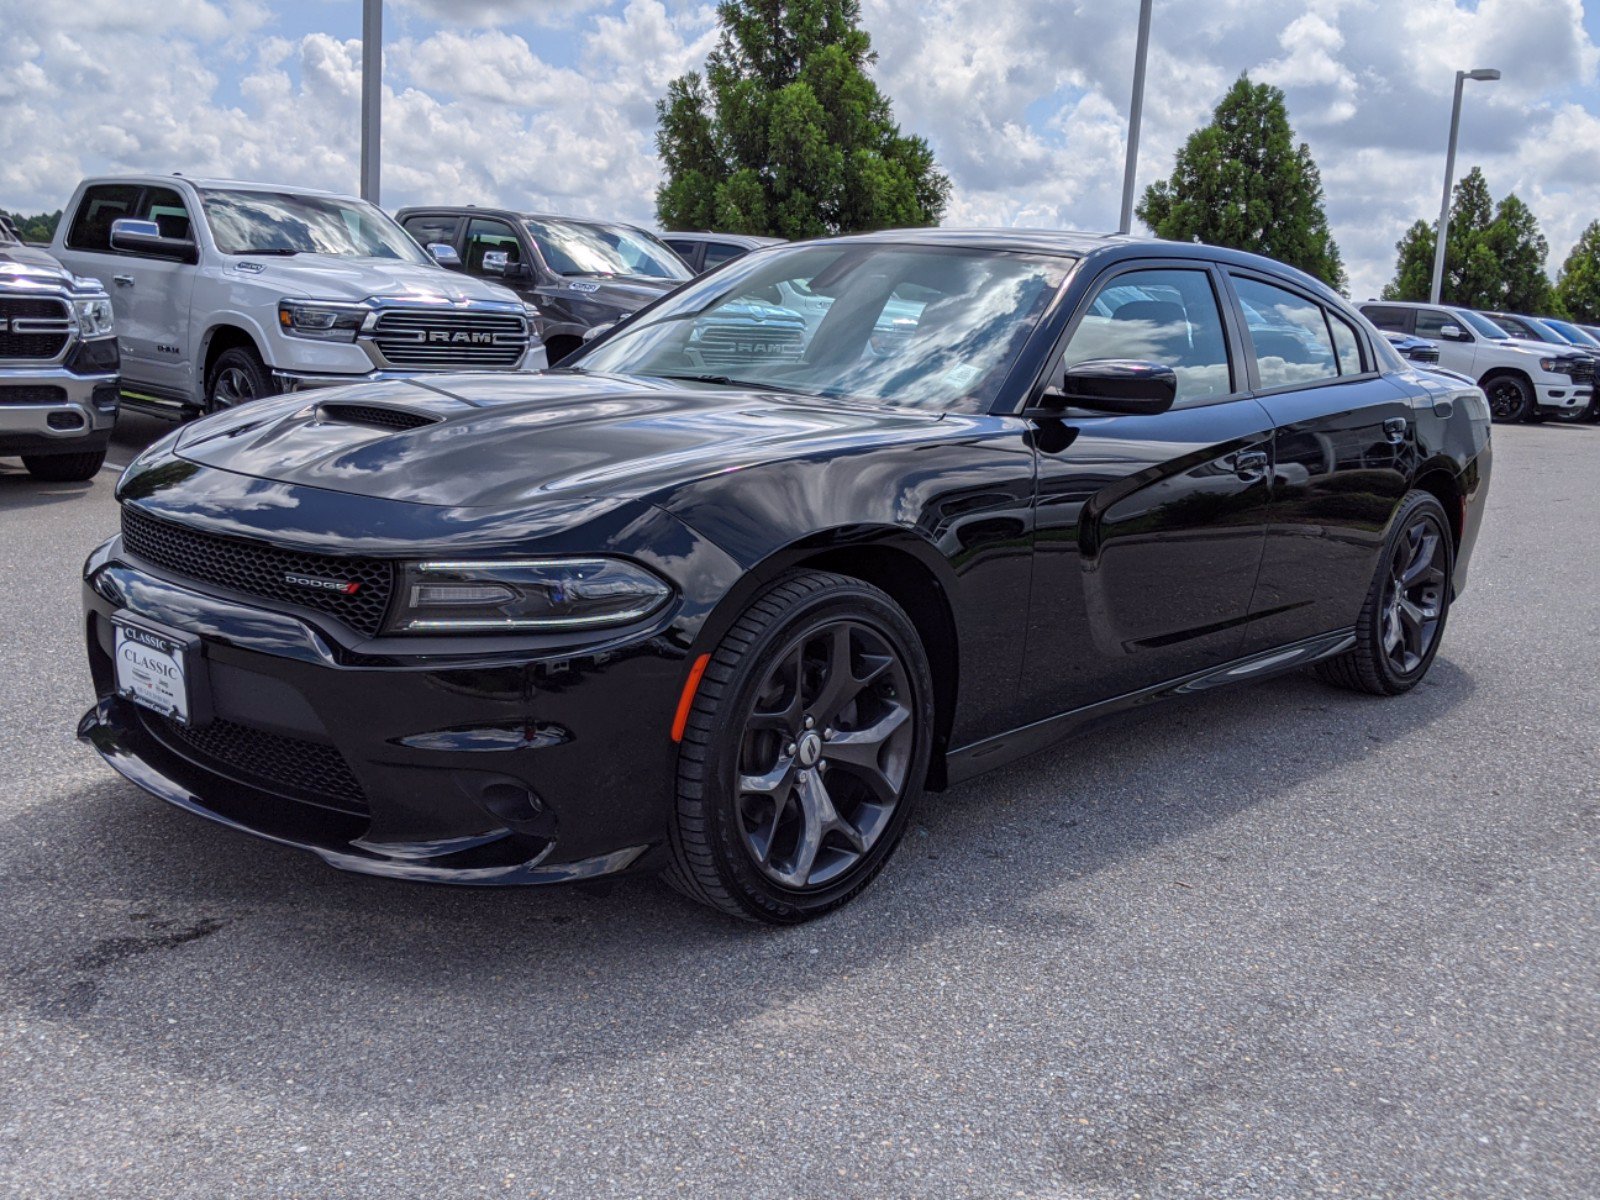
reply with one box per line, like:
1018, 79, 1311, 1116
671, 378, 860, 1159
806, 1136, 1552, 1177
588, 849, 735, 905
0, 244, 70, 274
171, 372, 945, 509
223, 254, 522, 306
1498, 337, 1588, 359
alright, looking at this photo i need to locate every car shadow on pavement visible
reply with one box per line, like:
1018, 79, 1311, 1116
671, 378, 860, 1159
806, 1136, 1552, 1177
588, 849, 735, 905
0, 658, 1473, 1105
0, 468, 103, 510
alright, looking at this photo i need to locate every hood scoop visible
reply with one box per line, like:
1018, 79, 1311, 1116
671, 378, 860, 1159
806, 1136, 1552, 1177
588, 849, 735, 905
317, 402, 441, 432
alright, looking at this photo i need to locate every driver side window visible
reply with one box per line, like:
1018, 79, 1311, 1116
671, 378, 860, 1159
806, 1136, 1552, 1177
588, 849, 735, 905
1065, 268, 1234, 404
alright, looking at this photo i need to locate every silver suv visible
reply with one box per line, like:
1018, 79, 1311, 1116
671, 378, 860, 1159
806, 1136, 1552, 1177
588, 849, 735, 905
0, 232, 120, 481
50, 176, 544, 417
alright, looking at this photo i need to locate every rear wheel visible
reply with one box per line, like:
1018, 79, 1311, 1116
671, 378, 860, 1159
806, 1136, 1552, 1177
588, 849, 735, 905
1315, 491, 1454, 696
205, 345, 271, 414
666, 570, 934, 924
1481, 374, 1533, 423
21, 449, 106, 482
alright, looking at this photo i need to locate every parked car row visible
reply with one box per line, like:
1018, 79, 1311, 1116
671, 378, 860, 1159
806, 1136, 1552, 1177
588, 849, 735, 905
1360, 301, 1600, 424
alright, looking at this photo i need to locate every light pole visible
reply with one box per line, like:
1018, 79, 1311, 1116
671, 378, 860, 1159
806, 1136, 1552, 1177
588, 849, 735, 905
360, 0, 382, 203
1429, 67, 1500, 304
1117, 0, 1154, 235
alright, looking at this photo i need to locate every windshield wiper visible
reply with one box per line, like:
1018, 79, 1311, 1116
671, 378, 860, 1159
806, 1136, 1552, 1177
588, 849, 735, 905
232, 248, 301, 256
651, 373, 814, 396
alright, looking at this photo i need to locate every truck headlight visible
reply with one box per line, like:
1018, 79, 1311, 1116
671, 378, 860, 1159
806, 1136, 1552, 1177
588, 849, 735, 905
278, 299, 366, 342
390, 558, 673, 633
72, 296, 116, 339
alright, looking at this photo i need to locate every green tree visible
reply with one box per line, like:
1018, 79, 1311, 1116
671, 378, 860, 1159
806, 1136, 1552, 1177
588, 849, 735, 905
1, 210, 62, 242
1382, 168, 1552, 311
654, 0, 948, 238
1137, 74, 1346, 291
1554, 220, 1600, 323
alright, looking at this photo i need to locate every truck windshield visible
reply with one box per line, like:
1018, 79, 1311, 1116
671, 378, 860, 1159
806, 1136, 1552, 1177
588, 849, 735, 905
201, 190, 431, 263
524, 219, 691, 281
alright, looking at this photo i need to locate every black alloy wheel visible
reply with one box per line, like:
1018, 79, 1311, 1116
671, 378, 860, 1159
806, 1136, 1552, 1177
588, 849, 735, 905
666, 571, 933, 923
1482, 374, 1533, 423
205, 346, 271, 414
1316, 490, 1454, 696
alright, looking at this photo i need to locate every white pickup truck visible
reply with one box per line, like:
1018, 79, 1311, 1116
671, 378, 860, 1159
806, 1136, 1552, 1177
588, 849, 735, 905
50, 176, 543, 416
1359, 300, 1592, 423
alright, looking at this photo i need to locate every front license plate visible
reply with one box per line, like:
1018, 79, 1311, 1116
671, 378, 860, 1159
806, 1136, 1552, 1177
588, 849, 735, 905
114, 619, 194, 724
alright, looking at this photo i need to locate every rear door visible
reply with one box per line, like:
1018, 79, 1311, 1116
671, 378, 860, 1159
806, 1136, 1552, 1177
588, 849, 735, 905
1226, 273, 1413, 653
662, 238, 703, 273
1022, 260, 1276, 713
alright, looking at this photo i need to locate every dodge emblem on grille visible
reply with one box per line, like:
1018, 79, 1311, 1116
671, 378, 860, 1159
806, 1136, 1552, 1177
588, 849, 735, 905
284, 573, 362, 595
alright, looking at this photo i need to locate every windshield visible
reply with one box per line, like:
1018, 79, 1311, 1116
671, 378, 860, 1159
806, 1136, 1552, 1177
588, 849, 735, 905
201, 189, 431, 262
524, 218, 691, 281
1543, 318, 1600, 347
575, 243, 1073, 411
1459, 310, 1510, 340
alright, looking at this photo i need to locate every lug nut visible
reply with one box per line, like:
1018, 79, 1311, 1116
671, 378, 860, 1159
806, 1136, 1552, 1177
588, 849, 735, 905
804, 715, 815, 729
785, 742, 796, 757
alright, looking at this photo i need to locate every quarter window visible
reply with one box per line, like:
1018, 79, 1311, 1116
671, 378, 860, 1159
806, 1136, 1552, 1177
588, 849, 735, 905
1328, 310, 1363, 375
703, 242, 745, 270
1360, 305, 1412, 333
1233, 276, 1338, 389
1066, 268, 1233, 403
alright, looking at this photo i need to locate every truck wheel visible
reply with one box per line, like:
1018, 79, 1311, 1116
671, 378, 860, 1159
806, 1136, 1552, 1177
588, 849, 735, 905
1481, 374, 1533, 423
22, 450, 106, 482
205, 346, 271, 413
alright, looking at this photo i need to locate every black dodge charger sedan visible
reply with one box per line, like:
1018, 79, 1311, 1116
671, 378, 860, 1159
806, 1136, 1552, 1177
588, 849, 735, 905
80, 231, 1491, 923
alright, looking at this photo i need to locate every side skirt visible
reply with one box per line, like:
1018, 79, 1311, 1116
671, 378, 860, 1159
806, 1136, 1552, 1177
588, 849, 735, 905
942, 627, 1357, 787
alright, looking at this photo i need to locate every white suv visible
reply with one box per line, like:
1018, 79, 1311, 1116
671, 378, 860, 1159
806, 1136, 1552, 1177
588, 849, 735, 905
50, 176, 544, 416
1360, 301, 1592, 422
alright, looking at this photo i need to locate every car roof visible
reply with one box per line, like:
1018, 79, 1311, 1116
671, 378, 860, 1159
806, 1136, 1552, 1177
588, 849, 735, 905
659, 232, 784, 248
396, 205, 654, 231
76, 175, 350, 199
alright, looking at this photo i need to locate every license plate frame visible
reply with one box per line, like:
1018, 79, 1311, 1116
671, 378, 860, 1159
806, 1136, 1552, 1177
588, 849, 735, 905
112, 614, 211, 727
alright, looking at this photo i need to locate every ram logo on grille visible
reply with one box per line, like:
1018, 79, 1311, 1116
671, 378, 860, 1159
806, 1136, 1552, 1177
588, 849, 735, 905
284, 573, 363, 595
426, 329, 497, 345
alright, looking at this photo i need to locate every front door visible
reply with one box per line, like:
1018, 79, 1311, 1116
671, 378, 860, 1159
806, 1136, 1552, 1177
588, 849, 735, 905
1022, 263, 1276, 716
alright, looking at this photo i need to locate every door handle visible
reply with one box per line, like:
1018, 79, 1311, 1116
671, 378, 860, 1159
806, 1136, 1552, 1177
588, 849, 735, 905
112, 275, 135, 287
1232, 449, 1269, 480
1384, 416, 1409, 444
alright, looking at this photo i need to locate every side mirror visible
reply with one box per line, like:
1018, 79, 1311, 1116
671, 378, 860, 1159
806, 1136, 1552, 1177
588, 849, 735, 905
480, 249, 509, 276
502, 260, 532, 281
427, 242, 462, 269
110, 218, 197, 263
581, 322, 616, 344
1036, 359, 1177, 416
1438, 323, 1470, 342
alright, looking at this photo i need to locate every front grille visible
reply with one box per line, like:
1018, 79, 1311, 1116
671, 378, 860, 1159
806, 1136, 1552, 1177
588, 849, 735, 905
1410, 346, 1440, 364
368, 308, 528, 368
120, 506, 395, 638
692, 320, 806, 366
319, 402, 438, 431
146, 712, 368, 815
0, 384, 67, 405
0, 295, 72, 360
1568, 358, 1595, 382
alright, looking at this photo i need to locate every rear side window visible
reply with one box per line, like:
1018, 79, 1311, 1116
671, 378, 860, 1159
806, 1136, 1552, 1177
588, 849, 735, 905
1360, 305, 1412, 333
1233, 276, 1338, 389
1414, 309, 1460, 339
1328, 309, 1364, 375
402, 214, 460, 249
67, 184, 144, 251
703, 242, 746, 270
1065, 267, 1234, 403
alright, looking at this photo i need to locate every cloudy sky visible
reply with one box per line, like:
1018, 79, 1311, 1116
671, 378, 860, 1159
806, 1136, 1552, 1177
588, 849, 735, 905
2, 0, 1597, 298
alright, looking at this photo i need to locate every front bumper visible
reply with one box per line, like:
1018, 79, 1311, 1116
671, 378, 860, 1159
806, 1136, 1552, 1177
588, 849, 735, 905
1534, 381, 1592, 411
0, 362, 119, 451
79, 544, 688, 885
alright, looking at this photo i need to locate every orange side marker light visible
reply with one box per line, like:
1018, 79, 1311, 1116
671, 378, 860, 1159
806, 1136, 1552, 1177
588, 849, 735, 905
671, 653, 712, 743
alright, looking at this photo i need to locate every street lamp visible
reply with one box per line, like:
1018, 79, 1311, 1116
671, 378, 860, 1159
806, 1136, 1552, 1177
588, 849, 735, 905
360, 0, 382, 203
1429, 67, 1500, 304
1117, 0, 1154, 235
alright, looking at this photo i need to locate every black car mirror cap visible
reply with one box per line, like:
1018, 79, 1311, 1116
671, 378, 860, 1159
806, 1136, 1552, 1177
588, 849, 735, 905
1028, 359, 1178, 418
109, 218, 198, 264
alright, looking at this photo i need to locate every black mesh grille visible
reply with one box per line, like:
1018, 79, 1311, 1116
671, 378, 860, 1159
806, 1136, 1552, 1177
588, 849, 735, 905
120, 506, 395, 638
0, 385, 68, 405
146, 712, 368, 815
0, 295, 71, 360
1568, 359, 1595, 382
369, 309, 528, 368
319, 402, 438, 431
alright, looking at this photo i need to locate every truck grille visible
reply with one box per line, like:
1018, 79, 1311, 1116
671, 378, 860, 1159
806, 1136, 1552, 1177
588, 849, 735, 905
0, 385, 68, 405
1568, 358, 1595, 383
693, 321, 806, 366
120, 506, 395, 638
0, 296, 72, 360
368, 308, 529, 368
145, 712, 369, 815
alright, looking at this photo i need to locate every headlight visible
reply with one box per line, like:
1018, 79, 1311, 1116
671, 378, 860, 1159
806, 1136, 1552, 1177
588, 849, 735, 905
390, 558, 673, 633
72, 296, 116, 339
278, 299, 366, 342
1540, 357, 1580, 375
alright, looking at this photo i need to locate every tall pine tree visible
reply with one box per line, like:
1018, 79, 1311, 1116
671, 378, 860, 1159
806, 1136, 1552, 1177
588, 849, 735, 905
1555, 220, 1600, 323
1137, 75, 1346, 291
654, 0, 948, 238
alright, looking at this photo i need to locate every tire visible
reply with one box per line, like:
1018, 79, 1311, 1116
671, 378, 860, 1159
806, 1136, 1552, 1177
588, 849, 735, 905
21, 449, 106, 482
1551, 403, 1589, 424
665, 570, 935, 924
1315, 490, 1454, 697
205, 345, 271, 413
1480, 373, 1534, 424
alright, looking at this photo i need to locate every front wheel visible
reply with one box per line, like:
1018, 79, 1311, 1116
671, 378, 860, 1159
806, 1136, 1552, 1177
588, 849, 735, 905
1315, 491, 1454, 696
205, 346, 271, 414
665, 571, 935, 923
1481, 374, 1533, 424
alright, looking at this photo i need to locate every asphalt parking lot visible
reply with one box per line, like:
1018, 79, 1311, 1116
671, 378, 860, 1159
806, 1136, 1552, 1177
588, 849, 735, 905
1, 417, 1596, 1199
